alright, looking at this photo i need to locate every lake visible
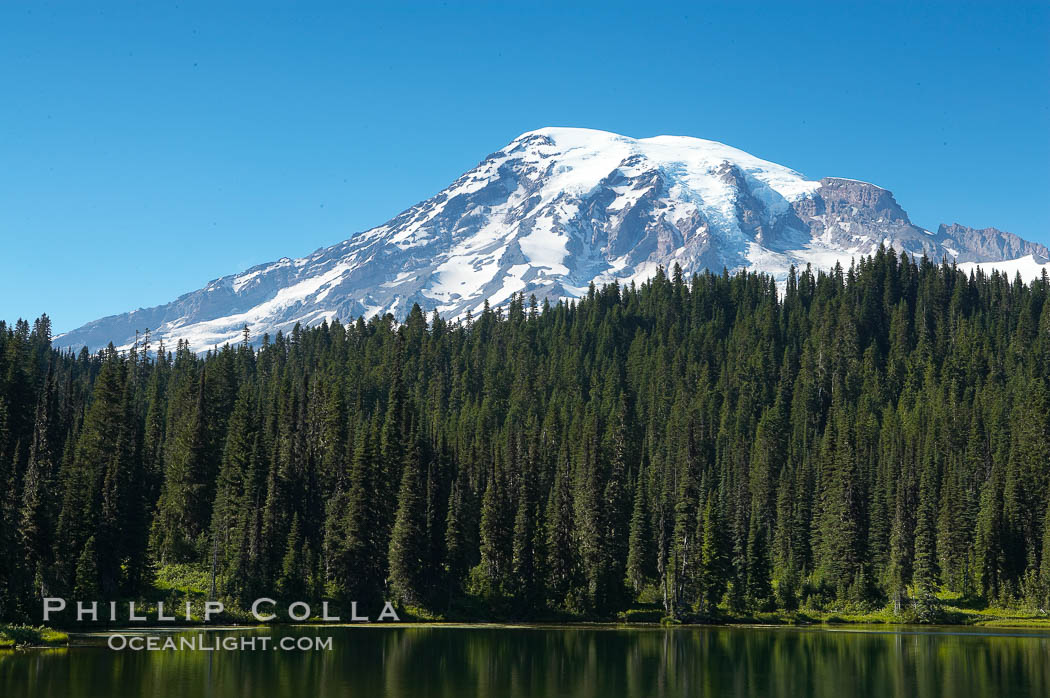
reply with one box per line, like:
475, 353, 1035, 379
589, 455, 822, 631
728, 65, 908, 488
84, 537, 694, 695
2, 624, 1049, 697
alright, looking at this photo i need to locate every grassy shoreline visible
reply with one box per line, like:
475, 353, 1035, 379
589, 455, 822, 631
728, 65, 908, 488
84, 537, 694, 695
652, 607, 1050, 629
8, 605, 1050, 649
0, 624, 69, 649
8, 573, 1048, 646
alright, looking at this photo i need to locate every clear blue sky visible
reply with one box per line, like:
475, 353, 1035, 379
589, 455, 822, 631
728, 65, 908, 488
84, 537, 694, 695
2, 1, 1048, 333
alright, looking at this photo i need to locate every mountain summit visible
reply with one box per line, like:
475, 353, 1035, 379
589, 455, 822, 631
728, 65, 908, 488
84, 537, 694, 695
58, 127, 1049, 351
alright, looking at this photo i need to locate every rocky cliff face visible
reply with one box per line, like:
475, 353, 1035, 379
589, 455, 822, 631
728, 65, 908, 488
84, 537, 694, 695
786, 178, 1049, 265
56, 127, 1048, 352
936, 223, 1048, 263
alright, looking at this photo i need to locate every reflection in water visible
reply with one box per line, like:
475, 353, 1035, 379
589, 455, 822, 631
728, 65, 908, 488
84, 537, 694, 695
2, 625, 1049, 698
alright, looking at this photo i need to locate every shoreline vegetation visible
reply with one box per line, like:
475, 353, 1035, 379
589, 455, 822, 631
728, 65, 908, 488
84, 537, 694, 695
0, 624, 68, 649
10, 555, 1050, 648
5, 600, 1050, 650
8, 564, 1050, 648
3, 256, 1050, 646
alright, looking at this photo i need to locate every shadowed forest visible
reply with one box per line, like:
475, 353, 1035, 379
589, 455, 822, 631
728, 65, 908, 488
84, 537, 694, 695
2, 248, 1049, 623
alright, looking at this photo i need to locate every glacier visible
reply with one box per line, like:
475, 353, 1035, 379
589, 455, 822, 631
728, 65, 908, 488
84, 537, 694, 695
56, 127, 1049, 352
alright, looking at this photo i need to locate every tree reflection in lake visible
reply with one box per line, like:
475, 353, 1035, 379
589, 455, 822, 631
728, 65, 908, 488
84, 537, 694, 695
1, 625, 1048, 698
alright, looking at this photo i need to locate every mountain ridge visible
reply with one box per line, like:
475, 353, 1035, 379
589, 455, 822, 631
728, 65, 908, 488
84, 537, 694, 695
56, 127, 1049, 351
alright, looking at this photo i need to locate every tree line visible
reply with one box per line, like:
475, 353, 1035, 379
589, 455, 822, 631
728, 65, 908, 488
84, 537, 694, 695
1, 247, 1049, 622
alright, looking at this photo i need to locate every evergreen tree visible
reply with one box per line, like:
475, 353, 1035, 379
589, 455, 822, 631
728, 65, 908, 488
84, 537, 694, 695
277, 512, 307, 600
388, 440, 429, 608
697, 496, 727, 612
73, 536, 100, 600
335, 423, 383, 602
545, 454, 578, 610
443, 465, 476, 605
912, 451, 941, 619
625, 461, 653, 594
473, 461, 511, 598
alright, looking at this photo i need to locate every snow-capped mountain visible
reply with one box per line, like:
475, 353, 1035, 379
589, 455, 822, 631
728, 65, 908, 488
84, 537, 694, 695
57, 127, 1049, 351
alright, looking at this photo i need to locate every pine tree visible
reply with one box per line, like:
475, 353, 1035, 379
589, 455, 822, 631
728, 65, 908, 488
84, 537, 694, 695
277, 513, 307, 600
573, 412, 607, 612
210, 384, 257, 598
19, 363, 57, 601
625, 461, 653, 594
974, 465, 1006, 602
937, 462, 971, 593
745, 516, 774, 610
153, 370, 212, 563
697, 496, 727, 612
545, 454, 578, 609
474, 461, 511, 598
887, 458, 916, 613
912, 451, 941, 620
443, 465, 476, 605
74, 536, 100, 600
379, 341, 406, 543
388, 440, 429, 608
511, 473, 539, 611
1040, 497, 1050, 610
338, 423, 383, 602
813, 407, 866, 599
599, 397, 631, 611
56, 353, 127, 594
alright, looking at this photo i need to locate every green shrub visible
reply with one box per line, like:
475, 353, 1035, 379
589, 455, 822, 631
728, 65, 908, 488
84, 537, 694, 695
0, 625, 68, 647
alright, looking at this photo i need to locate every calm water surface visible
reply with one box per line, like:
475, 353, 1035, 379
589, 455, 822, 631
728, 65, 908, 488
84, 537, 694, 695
2, 624, 1049, 697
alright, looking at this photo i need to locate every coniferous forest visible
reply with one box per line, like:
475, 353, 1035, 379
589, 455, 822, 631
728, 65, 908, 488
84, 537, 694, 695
2, 248, 1050, 624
